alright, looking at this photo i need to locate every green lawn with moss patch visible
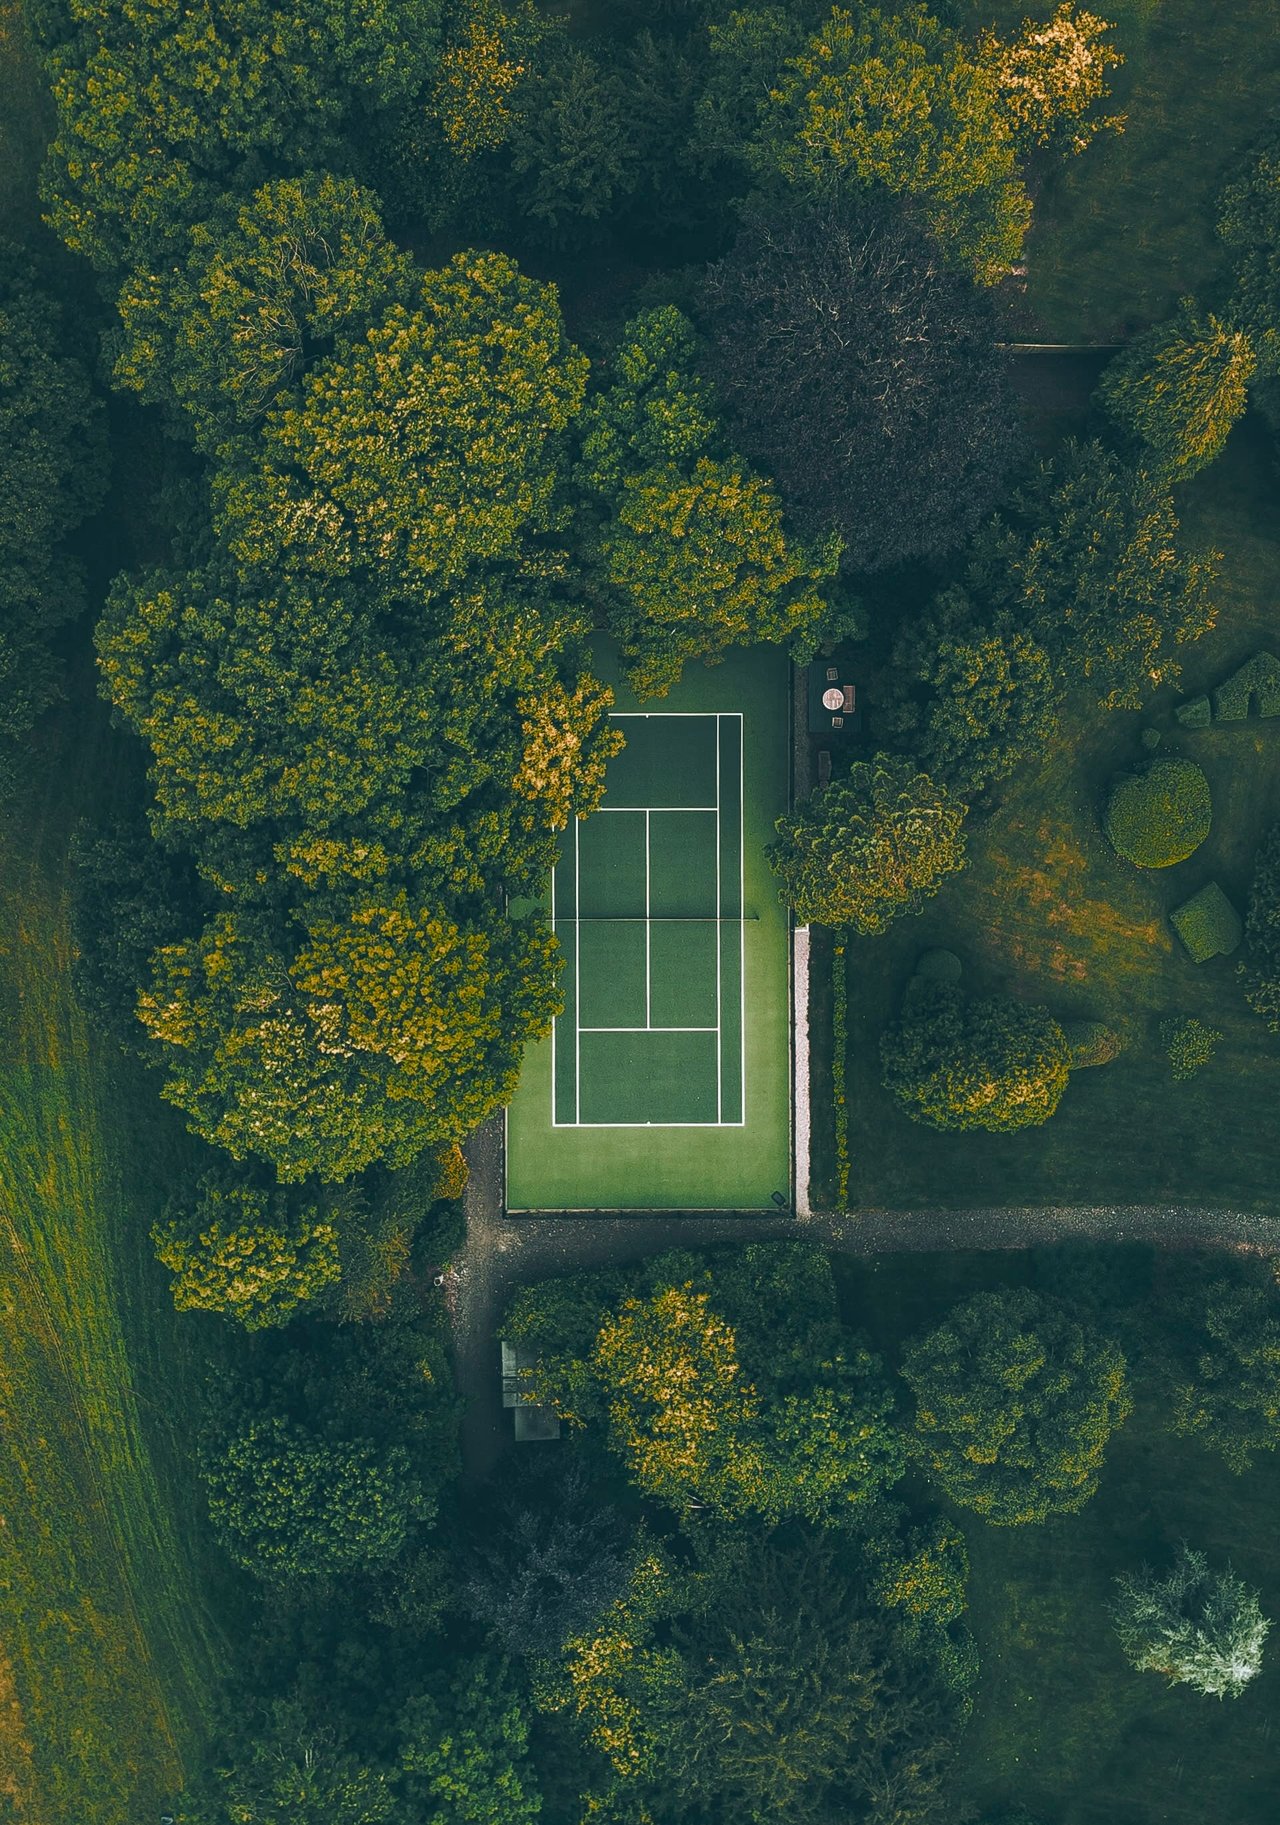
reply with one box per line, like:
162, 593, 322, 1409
826, 419, 1280, 1213
982, 0, 1280, 340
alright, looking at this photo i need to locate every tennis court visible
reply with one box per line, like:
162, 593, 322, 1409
507, 643, 791, 1211
553, 711, 744, 1127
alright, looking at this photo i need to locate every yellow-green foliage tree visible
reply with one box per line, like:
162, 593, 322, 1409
1099, 301, 1256, 480
153, 1166, 342, 1329
880, 985, 1073, 1133
901, 1287, 1132, 1523
37, 0, 444, 270
507, 1244, 904, 1522
704, 4, 1121, 284
214, 252, 588, 592
577, 308, 846, 696
768, 757, 968, 933
111, 174, 415, 452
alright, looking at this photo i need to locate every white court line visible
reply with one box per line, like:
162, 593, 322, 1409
579, 1026, 718, 1034
739, 711, 746, 1119
595, 805, 717, 813
550, 846, 557, 1124
645, 807, 651, 1029
574, 815, 582, 1127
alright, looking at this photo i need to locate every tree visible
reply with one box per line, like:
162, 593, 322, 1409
1098, 301, 1255, 480
1103, 757, 1212, 868
700, 192, 1022, 571
1218, 121, 1280, 380
1168, 1275, 1280, 1472
1240, 821, 1280, 1029
881, 985, 1074, 1134
655, 1531, 958, 1825
507, 42, 639, 241
111, 174, 414, 452
887, 588, 1060, 798
214, 251, 588, 593
398, 1658, 542, 1825
203, 1414, 427, 1579
736, 3, 1030, 282
38, 0, 443, 270
967, 439, 1218, 711
576, 308, 845, 695
1113, 1545, 1269, 1698
768, 758, 967, 934
901, 1288, 1132, 1523
176, 1700, 397, 1825
984, 3, 1123, 155
136, 895, 559, 1183
589, 455, 841, 697
152, 1165, 342, 1329
0, 248, 107, 757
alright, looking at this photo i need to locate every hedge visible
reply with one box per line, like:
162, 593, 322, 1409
1104, 758, 1211, 868
1170, 882, 1243, 963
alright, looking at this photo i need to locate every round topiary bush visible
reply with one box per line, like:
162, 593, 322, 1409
1104, 758, 1211, 868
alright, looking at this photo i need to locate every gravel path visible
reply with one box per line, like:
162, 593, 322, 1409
452, 1129, 1280, 1478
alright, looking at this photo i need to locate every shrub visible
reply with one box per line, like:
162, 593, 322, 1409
1171, 882, 1243, 963
901, 1287, 1132, 1524
1104, 757, 1211, 867
152, 1168, 341, 1330
1241, 823, 1280, 1023
1062, 1019, 1123, 1068
880, 985, 1072, 1133
1113, 1545, 1269, 1698
1159, 1016, 1223, 1080
1212, 651, 1280, 722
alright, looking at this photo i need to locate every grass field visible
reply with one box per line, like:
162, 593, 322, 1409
507, 641, 792, 1211
0, 667, 237, 1821
974, 0, 1280, 341
836, 1247, 1280, 1825
823, 416, 1280, 1214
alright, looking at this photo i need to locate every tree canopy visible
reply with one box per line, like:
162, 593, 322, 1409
700, 192, 1021, 572
769, 758, 968, 933
577, 307, 846, 696
967, 439, 1218, 711
881, 985, 1074, 1133
1113, 1546, 1270, 1699
1098, 300, 1255, 480
901, 1288, 1132, 1523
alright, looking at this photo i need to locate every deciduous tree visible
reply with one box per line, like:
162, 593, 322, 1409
967, 439, 1218, 711
1168, 1274, 1280, 1472
1098, 300, 1255, 480
769, 758, 968, 933
152, 1165, 342, 1329
901, 1288, 1132, 1523
1113, 1545, 1269, 1698
700, 192, 1021, 571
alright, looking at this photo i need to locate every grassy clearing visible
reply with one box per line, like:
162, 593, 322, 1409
831, 416, 1280, 1214
997, 0, 1280, 340
0, 673, 236, 1822
836, 1247, 1280, 1825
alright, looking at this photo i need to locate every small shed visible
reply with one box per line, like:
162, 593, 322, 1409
500, 1340, 561, 1442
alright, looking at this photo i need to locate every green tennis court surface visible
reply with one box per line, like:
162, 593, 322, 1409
506, 643, 791, 1211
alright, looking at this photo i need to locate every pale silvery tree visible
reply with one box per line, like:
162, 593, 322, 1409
1112, 1544, 1270, 1699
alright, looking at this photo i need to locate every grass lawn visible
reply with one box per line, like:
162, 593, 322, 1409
0, 671, 240, 1821
980, 0, 1280, 341
827, 416, 1280, 1214
836, 1246, 1280, 1825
